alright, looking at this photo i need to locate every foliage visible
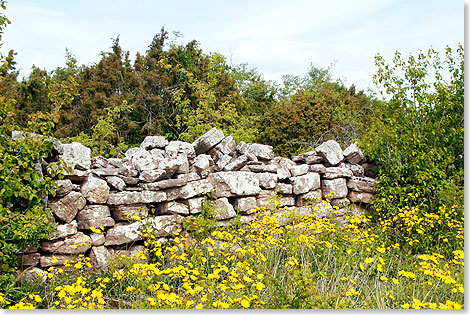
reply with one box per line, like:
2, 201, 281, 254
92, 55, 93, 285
361, 45, 464, 252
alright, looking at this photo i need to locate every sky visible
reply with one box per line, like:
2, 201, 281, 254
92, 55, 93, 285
0, 0, 464, 94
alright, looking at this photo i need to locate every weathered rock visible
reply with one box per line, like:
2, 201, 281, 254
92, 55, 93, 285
321, 178, 348, 199
343, 142, 364, 164
104, 222, 143, 246
40, 232, 92, 254
247, 163, 277, 173
124, 147, 141, 158
192, 154, 214, 177
347, 176, 378, 193
233, 196, 257, 213
107, 158, 127, 168
81, 174, 110, 204
118, 167, 139, 177
208, 172, 261, 198
143, 215, 181, 236
89, 246, 112, 270
214, 135, 236, 155
61, 142, 91, 170
305, 154, 324, 165
255, 190, 276, 207
272, 157, 296, 180
216, 154, 232, 170
330, 198, 351, 208
214, 198, 236, 220
175, 172, 201, 182
166, 179, 213, 201
106, 176, 126, 191
246, 143, 274, 160
223, 155, 248, 171
166, 141, 196, 159
296, 189, 322, 207
119, 176, 140, 185
17, 267, 47, 283
130, 149, 158, 172
107, 190, 167, 205
344, 163, 364, 177
150, 148, 167, 160
17, 253, 41, 266
315, 140, 343, 166
139, 169, 166, 183
323, 167, 353, 179
111, 204, 149, 221
110, 245, 148, 265
174, 154, 190, 174
184, 197, 205, 214
39, 254, 69, 267
309, 164, 327, 173
51, 220, 78, 240
158, 201, 190, 215
77, 205, 110, 221
90, 232, 106, 246
348, 191, 375, 204
63, 169, 90, 181
49, 191, 86, 223
78, 217, 115, 230
288, 164, 309, 177
140, 135, 169, 150
192, 128, 225, 155
275, 183, 293, 194
140, 177, 189, 190
55, 179, 73, 197
91, 168, 121, 176
290, 172, 321, 194
256, 173, 278, 189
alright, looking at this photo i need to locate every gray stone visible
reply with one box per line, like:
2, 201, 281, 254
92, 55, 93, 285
130, 149, 158, 172
143, 215, 181, 236
223, 155, 248, 171
106, 176, 126, 191
55, 179, 73, 198
288, 164, 309, 177
247, 143, 274, 160
81, 174, 110, 204
139, 169, 166, 183
214, 135, 236, 155
348, 191, 375, 204
17, 267, 47, 283
216, 154, 232, 170
108, 158, 127, 168
175, 172, 201, 182
214, 198, 236, 220
78, 217, 115, 230
90, 232, 106, 246
166, 141, 196, 159
61, 142, 91, 170
104, 222, 143, 246
49, 191, 86, 223
321, 178, 348, 199
315, 140, 343, 166
120, 176, 139, 185
208, 172, 261, 198
343, 142, 364, 164
292, 151, 321, 164
39, 254, 69, 267
91, 167, 121, 176
124, 147, 141, 158
77, 205, 111, 221
118, 167, 139, 177
63, 169, 90, 181
107, 190, 167, 205
141, 136, 169, 150
347, 176, 378, 193
233, 196, 257, 213
89, 246, 112, 270
330, 198, 351, 209
192, 154, 214, 177
192, 128, 225, 155
140, 177, 189, 190
17, 253, 41, 267
323, 167, 354, 179
150, 148, 167, 159
184, 197, 205, 214
344, 163, 364, 177
51, 220, 78, 240
174, 155, 190, 174
158, 201, 190, 215
305, 154, 324, 165
296, 189, 322, 207
275, 183, 293, 194
309, 164, 327, 173
165, 179, 214, 201
111, 204, 149, 221
290, 172, 321, 194
40, 232, 92, 254
247, 163, 277, 173
256, 173, 278, 189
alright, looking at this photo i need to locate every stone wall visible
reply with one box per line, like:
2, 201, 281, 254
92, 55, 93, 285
17, 128, 378, 271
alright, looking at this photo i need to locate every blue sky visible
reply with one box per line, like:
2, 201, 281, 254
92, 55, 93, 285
1, 0, 464, 94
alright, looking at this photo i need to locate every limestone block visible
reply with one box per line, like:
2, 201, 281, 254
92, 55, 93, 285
288, 164, 309, 177
348, 191, 375, 204
275, 183, 293, 194
321, 178, 348, 199
90, 232, 106, 246
214, 198, 236, 220
140, 177, 189, 190
77, 205, 110, 221
223, 154, 248, 171
343, 142, 364, 164
344, 163, 364, 177
315, 140, 343, 166
233, 196, 257, 213
39, 254, 70, 267
247, 163, 277, 173
256, 173, 278, 189
216, 154, 232, 170
130, 149, 158, 172
55, 179, 73, 197
165, 179, 213, 201
107, 190, 167, 205
119, 176, 139, 185
292, 151, 322, 164
40, 232, 92, 254
140, 135, 169, 150
330, 198, 351, 208
91, 168, 122, 176
296, 189, 322, 207
81, 174, 110, 204
63, 169, 90, 181
104, 222, 143, 246
290, 172, 321, 195
174, 154, 190, 174
17, 267, 47, 283
61, 142, 91, 170
49, 191, 86, 223
192, 127, 225, 155
214, 135, 236, 155
143, 215, 181, 236
192, 154, 214, 177
347, 176, 378, 193
51, 220, 78, 240
166, 141, 196, 159
310, 164, 327, 173
247, 143, 274, 160
158, 201, 190, 215
17, 253, 40, 267
106, 176, 126, 191
184, 197, 205, 214
78, 217, 115, 230
208, 172, 261, 198
139, 169, 166, 183
323, 167, 353, 179
107, 157, 127, 168
89, 246, 112, 270
111, 204, 149, 221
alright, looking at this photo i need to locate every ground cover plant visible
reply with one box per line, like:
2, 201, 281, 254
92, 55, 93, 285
0, 193, 463, 309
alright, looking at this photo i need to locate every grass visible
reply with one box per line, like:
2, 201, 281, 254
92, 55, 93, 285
0, 193, 464, 309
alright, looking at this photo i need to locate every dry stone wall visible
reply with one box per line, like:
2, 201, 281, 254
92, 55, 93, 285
17, 128, 378, 271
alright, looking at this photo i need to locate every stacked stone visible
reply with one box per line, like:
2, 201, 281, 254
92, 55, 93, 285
17, 128, 377, 272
